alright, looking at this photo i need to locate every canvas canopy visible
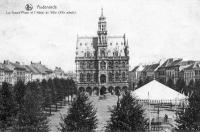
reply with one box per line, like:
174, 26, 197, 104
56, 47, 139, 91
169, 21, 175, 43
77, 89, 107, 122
131, 80, 187, 103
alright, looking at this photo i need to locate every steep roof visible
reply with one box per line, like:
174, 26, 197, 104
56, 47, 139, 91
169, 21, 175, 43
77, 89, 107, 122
184, 62, 200, 70
160, 58, 173, 67
0, 63, 4, 70
168, 59, 182, 67
24, 65, 32, 73
76, 35, 128, 58
30, 62, 52, 74
143, 63, 159, 72
26, 65, 40, 74
131, 66, 139, 72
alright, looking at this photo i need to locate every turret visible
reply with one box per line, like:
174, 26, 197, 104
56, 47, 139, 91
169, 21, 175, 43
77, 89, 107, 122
97, 8, 107, 46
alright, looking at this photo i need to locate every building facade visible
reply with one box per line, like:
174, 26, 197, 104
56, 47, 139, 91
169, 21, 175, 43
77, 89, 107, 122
75, 9, 129, 95
184, 62, 200, 85
3, 60, 26, 85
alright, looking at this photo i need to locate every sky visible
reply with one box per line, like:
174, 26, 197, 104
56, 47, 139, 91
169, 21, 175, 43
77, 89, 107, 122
0, 0, 200, 71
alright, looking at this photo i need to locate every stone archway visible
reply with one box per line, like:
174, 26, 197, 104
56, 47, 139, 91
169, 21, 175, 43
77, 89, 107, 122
100, 74, 106, 84
122, 86, 128, 95
93, 87, 99, 96
122, 86, 128, 92
86, 87, 92, 96
108, 86, 114, 95
79, 87, 85, 93
100, 86, 106, 95
115, 86, 121, 96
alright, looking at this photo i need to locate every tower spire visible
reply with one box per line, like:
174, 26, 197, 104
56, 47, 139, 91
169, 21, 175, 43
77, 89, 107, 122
101, 8, 103, 17
97, 8, 107, 46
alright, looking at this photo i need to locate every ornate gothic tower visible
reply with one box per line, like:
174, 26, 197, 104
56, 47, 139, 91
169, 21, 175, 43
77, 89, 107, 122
97, 9, 108, 88
97, 8, 107, 46
75, 9, 129, 96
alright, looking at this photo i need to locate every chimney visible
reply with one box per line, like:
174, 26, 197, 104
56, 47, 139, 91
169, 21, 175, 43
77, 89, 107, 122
16, 61, 20, 64
4, 60, 9, 64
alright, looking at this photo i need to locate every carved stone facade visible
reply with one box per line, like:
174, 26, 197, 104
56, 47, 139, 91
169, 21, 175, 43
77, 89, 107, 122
75, 9, 129, 95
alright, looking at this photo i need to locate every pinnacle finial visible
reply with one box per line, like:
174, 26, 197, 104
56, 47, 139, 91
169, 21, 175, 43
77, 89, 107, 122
101, 8, 103, 16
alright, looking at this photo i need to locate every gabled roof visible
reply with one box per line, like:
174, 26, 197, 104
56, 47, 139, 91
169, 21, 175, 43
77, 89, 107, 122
142, 65, 151, 72
143, 63, 159, 72
159, 58, 183, 68
30, 62, 52, 74
26, 65, 40, 74
160, 58, 173, 67
184, 62, 200, 70
24, 65, 32, 73
131, 66, 139, 72
0, 63, 13, 72
0, 63, 4, 70
168, 59, 182, 67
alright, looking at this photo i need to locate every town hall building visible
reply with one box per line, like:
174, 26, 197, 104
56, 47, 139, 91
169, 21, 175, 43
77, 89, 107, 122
75, 9, 129, 95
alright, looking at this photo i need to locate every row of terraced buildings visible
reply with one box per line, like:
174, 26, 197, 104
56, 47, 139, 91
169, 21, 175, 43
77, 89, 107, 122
130, 58, 200, 89
0, 60, 71, 86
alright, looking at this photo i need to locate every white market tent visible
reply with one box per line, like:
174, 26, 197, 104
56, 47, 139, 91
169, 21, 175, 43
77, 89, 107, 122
131, 80, 187, 104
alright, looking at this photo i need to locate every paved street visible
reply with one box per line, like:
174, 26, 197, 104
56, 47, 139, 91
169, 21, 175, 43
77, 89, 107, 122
48, 95, 118, 132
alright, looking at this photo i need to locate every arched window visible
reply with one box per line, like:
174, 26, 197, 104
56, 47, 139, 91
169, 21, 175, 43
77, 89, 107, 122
115, 72, 120, 82
115, 61, 119, 69
115, 51, 118, 57
122, 61, 126, 68
100, 74, 106, 84
85, 51, 91, 57
108, 72, 114, 82
80, 61, 84, 69
80, 73, 84, 82
108, 61, 114, 69
122, 72, 126, 81
87, 61, 90, 69
94, 73, 98, 83
90, 62, 94, 69
87, 73, 91, 82
100, 61, 106, 70
101, 49, 106, 57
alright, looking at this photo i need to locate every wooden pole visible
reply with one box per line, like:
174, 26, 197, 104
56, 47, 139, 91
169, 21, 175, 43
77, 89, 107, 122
148, 92, 151, 131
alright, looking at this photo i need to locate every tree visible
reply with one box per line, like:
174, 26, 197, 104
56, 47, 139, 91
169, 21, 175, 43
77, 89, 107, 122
176, 90, 200, 131
59, 93, 98, 132
0, 82, 16, 130
106, 91, 147, 132
14, 80, 26, 112
166, 78, 174, 89
47, 79, 58, 111
40, 79, 49, 109
14, 82, 49, 132
194, 80, 200, 92
184, 79, 195, 95
175, 78, 186, 92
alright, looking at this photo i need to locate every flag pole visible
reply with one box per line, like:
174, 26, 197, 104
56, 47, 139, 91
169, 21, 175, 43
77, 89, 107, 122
148, 91, 151, 131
